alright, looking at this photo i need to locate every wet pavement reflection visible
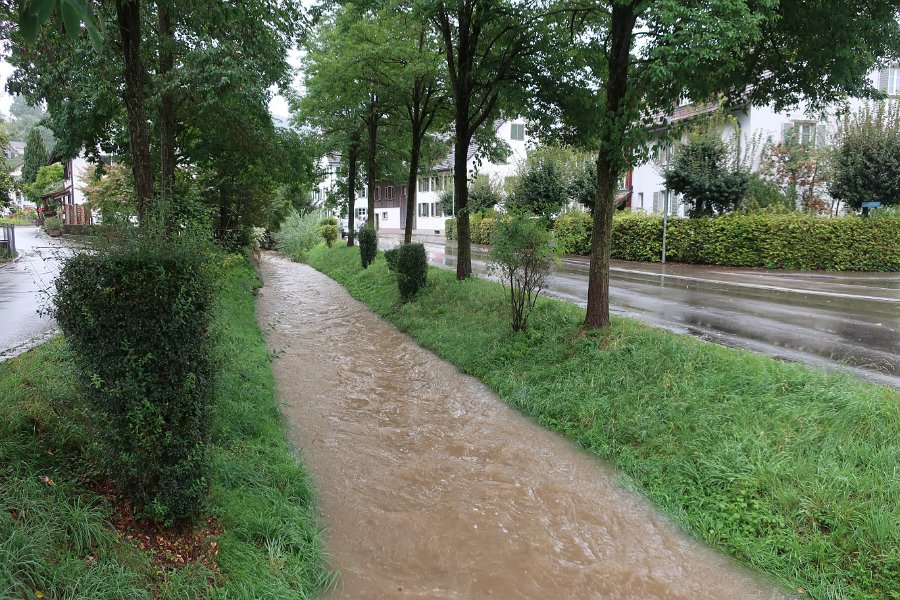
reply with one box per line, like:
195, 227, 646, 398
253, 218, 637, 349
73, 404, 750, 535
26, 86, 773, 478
379, 234, 899, 388
258, 253, 791, 600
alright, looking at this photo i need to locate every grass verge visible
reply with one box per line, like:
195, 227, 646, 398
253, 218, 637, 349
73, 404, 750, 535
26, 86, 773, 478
307, 242, 900, 600
0, 254, 331, 598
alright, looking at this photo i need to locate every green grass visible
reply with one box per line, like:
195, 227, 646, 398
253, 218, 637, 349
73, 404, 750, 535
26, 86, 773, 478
307, 242, 900, 600
0, 255, 332, 598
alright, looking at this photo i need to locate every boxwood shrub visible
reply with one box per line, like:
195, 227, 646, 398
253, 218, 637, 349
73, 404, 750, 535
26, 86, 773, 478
358, 223, 378, 268
551, 212, 900, 271
395, 243, 428, 301
51, 235, 216, 523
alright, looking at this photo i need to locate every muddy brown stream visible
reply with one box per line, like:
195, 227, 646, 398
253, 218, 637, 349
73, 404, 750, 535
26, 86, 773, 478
257, 254, 791, 600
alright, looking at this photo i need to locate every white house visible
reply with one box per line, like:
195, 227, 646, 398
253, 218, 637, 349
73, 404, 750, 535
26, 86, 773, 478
311, 120, 531, 236
630, 68, 896, 216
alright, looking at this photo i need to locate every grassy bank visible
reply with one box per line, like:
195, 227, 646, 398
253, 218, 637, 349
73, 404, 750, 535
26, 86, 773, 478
307, 243, 899, 600
0, 255, 331, 598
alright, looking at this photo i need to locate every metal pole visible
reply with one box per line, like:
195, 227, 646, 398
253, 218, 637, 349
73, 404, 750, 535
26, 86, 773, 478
661, 192, 669, 264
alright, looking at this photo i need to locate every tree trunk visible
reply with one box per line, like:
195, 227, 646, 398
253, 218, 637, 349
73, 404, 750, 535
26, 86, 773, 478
157, 0, 175, 225
454, 119, 471, 279
347, 142, 359, 246
584, 3, 635, 329
586, 154, 615, 328
115, 0, 153, 226
366, 105, 378, 226
404, 129, 421, 245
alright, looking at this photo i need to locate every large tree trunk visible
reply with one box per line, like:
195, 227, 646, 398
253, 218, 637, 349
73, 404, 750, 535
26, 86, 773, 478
366, 105, 378, 226
404, 129, 421, 244
453, 116, 471, 279
157, 0, 175, 225
115, 0, 153, 226
347, 142, 359, 246
584, 4, 635, 329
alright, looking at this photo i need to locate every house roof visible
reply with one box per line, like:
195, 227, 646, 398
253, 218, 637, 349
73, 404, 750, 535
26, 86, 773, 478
41, 186, 71, 201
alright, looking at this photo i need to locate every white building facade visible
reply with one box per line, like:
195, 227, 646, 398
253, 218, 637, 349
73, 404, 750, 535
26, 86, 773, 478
630, 69, 894, 216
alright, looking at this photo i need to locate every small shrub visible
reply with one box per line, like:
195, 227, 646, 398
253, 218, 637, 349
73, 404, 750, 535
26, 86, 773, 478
51, 235, 215, 523
395, 244, 428, 301
358, 223, 377, 268
44, 216, 62, 231
488, 215, 555, 331
319, 223, 338, 247
274, 209, 324, 261
445, 218, 456, 240
384, 247, 400, 272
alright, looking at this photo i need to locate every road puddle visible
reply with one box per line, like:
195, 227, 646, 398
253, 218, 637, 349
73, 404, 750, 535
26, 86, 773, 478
257, 253, 790, 599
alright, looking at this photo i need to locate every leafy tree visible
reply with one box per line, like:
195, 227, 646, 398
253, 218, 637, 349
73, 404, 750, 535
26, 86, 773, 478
830, 102, 900, 211
21, 127, 49, 185
80, 163, 137, 226
440, 174, 502, 216
761, 133, 831, 214
663, 132, 749, 217
24, 163, 64, 205
507, 148, 571, 222
533, 0, 900, 328
429, 0, 536, 280
0, 124, 14, 209
570, 157, 597, 212
3, 97, 55, 149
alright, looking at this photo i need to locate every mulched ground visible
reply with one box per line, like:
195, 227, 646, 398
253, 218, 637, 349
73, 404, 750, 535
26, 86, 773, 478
88, 479, 222, 574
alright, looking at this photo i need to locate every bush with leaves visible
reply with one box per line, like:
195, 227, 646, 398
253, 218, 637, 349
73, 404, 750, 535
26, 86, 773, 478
830, 102, 900, 211
663, 133, 749, 217
488, 214, 555, 331
319, 216, 338, 247
274, 209, 324, 261
43, 216, 62, 231
51, 235, 216, 523
384, 247, 400, 272
393, 243, 428, 301
507, 157, 569, 223
358, 223, 377, 268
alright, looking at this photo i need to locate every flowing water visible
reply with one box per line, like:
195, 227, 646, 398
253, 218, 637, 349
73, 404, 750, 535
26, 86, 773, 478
257, 254, 791, 600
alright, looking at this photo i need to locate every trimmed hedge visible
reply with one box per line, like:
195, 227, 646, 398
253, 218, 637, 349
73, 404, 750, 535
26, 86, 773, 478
359, 223, 378, 268
444, 214, 497, 244
551, 212, 900, 271
395, 243, 428, 301
51, 235, 215, 523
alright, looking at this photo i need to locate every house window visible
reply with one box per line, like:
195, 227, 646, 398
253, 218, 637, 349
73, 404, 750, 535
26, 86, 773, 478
374, 187, 380, 201
401, 185, 407, 196
418, 177, 430, 193
653, 190, 671, 214
385, 186, 394, 200
510, 123, 525, 141
655, 144, 673, 166
357, 186, 366, 199
637, 192, 643, 208
382, 212, 388, 220
418, 203, 429, 217
794, 122, 817, 146
356, 208, 367, 219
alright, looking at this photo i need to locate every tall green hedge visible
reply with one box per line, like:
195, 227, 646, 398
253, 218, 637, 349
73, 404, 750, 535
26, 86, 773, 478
550, 212, 900, 271
444, 214, 498, 244
52, 235, 216, 523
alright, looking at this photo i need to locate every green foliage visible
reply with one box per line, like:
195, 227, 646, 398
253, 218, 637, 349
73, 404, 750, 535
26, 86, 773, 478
487, 214, 555, 331
319, 217, 339, 247
742, 173, 793, 213
358, 223, 377, 268
274, 209, 325, 262
830, 102, 900, 210
21, 127, 49, 185
394, 243, 428, 302
51, 235, 216, 523
81, 163, 137, 226
507, 150, 570, 222
570, 158, 597, 211
663, 133, 749, 217
24, 162, 64, 204
445, 217, 456, 241
384, 247, 400, 272
554, 212, 900, 271
553, 211, 593, 255
43, 216, 62, 231
307, 244, 900, 600
0, 257, 331, 596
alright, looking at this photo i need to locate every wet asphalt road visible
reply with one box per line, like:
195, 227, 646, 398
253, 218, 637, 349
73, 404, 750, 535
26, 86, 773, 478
379, 233, 900, 388
0, 226, 66, 361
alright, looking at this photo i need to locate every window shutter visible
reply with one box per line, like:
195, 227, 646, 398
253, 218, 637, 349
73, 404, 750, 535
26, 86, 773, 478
880, 69, 889, 92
